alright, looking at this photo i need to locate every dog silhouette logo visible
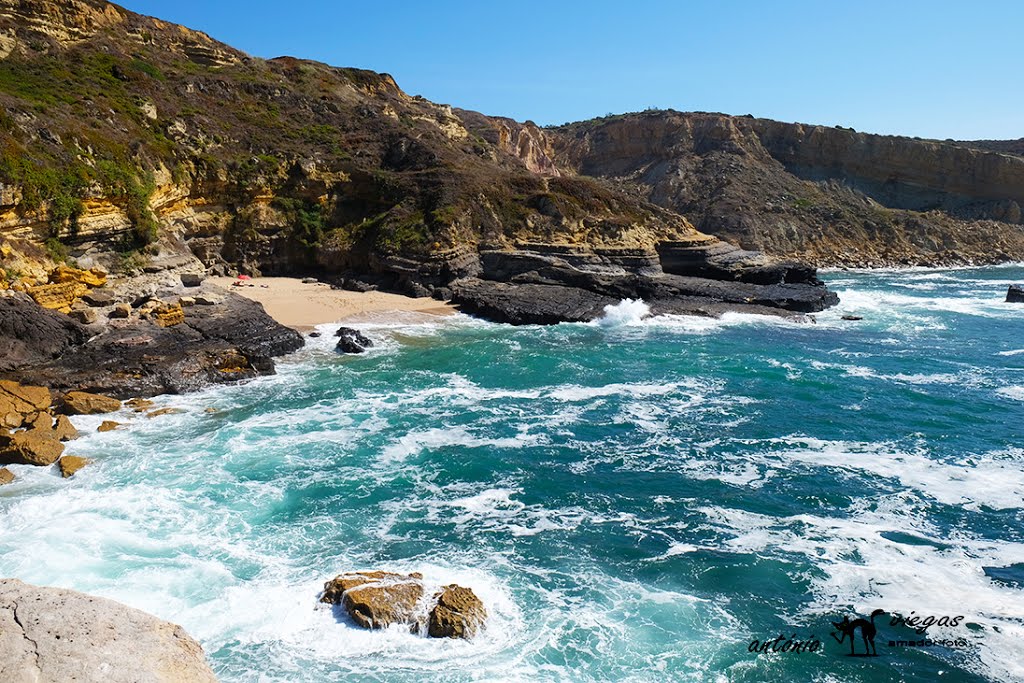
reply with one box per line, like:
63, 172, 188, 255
831, 609, 886, 656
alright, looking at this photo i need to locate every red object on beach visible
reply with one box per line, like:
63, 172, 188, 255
237, 274, 251, 280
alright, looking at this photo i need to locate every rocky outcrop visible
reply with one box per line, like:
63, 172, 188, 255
0, 467, 13, 484
320, 571, 487, 639
1007, 285, 1024, 303
0, 379, 50, 428
334, 327, 373, 354
448, 240, 836, 325
0, 578, 218, 683
3, 284, 304, 398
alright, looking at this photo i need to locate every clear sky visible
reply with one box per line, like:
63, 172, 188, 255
118, 0, 1022, 140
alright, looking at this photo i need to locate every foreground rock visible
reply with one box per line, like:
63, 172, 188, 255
320, 571, 486, 639
335, 327, 374, 354
1008, 285, 1024, 303
0, 578, 218, 683
0, 468, 13, 485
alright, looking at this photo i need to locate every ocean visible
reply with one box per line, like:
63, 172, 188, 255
1, 266, 1022, 682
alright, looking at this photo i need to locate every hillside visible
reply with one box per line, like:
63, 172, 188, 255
548, 111, 1024, 267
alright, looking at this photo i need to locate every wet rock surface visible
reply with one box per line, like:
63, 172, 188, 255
334, 327, 374, 353
320, 571, 487, 639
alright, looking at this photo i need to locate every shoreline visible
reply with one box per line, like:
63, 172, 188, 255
206, 277, 456, 331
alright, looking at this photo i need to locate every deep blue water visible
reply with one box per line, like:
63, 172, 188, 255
1, 266, 1022, 682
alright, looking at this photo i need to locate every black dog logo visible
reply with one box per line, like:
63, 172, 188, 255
831, 609, 885, 656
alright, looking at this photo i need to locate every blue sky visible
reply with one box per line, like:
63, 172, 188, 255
119, 1, 1022, 140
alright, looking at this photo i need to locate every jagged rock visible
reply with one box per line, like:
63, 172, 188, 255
0, 429, 64, 466
335, 327, 373, 353
1007, 285, 1024, 303
125, 398, 154, 412
0, 380, 51, 428
28, 281, 88, 313
153, 303, 185, 327
57, 454, 91, 477
52, 415, 78, 441
147, 407, 184, 418
49, 265, 107, 288
0, 578, 218, 683
81, 290, 115, 307
0, 297, 89, 372
842, 314, 864, 321
0, 468, 13, 485
320, 571, 424, 630
428, 585, 487, 639
108, 302, 132, 318
97, 420, 121, 432
63, 391, 121, 415
451, 279, 616, 325
68, 307, 98, 324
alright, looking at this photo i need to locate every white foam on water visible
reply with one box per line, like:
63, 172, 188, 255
995, 386, 1024, 401
696, 502, 1024, 683
997, 349, 1024, 356
758, 436, 1024, 510
379, 426, 546, 464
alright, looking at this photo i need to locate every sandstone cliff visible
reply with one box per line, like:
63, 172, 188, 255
549, 111, 1024, 266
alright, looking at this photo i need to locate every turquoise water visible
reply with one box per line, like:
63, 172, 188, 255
2, 267, 1023, 682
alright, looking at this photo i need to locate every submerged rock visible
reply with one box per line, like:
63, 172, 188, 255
321, 571, 424, 630
335, 327, 373, 354
1007, 284, 1024, 303
97, 420, 121, 432
428, 584, 487, 639
0, 578, 218, 682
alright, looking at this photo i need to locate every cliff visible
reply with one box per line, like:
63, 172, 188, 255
550, 111, 1024, 266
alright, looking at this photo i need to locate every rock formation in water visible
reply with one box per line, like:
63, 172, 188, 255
0, 578, 218, 682
320, 570, 487, 639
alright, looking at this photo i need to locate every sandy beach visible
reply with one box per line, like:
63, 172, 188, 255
208, 277, 455, 330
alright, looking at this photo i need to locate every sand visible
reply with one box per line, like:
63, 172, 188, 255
208, 277, 455, 330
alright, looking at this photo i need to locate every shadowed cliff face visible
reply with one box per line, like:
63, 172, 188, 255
550, 112, 1024, 266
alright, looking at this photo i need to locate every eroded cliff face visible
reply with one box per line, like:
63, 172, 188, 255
551, 111, 1024, 266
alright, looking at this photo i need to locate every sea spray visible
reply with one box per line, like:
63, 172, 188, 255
597, 298, 651, 326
